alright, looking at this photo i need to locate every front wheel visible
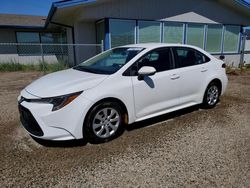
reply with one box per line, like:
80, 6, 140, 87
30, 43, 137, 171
202, 82, 220, 109
83, 102, 124, 143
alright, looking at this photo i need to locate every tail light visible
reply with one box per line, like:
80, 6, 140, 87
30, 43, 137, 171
222, 63, 226, 68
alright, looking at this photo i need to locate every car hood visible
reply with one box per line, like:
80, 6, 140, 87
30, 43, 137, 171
25, 69, 108, 98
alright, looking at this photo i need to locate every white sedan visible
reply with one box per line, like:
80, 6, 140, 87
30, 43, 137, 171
18, 43, 228, 143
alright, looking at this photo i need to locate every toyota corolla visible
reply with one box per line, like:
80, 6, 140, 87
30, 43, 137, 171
18, 43, 228, 143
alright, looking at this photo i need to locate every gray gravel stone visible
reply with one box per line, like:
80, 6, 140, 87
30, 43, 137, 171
0, 72, 249, 187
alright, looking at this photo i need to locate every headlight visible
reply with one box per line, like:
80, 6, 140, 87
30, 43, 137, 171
28, 91, 83, 111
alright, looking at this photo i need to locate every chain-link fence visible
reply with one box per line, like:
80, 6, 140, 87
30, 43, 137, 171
0, 43, 103, 72
243, 36, 250, 66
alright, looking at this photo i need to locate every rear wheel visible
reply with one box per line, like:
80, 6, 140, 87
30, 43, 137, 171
84, 102, 124, 143
202, 82, 220, 109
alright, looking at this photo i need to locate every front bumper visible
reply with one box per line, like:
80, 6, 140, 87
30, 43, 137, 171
18, 104, 44, 136
18, 89, 93, 141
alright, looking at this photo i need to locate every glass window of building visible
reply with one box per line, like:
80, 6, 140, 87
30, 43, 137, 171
40, 33, 66, 44
41, 33, 66, 55
138, 21, 161, 43
206, 25, 223, 53
96, 20, 105, 45
109, 19, 136, 48
16, 32, 67, 55
16, 32, 40, 55
164, 22, 184, 44
187, 24, 205, 48
16, 32, 40, 43
41, 33, 54, 43
223, 25, 240, 52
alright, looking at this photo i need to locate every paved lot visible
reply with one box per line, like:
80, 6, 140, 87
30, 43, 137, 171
0, 71, 250, 187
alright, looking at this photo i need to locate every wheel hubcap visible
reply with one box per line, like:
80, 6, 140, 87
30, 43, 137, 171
207, 85, 219, 106
92, 108, 120, 139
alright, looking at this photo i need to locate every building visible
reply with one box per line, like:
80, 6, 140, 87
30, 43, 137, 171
0, 0, 250, 66
0, 14, 70, 64
243, 28, 250, 64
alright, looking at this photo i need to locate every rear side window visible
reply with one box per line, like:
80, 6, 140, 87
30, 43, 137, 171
174, 47, 210, 68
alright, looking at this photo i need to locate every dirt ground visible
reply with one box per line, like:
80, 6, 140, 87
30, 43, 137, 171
0, 71, 249, 187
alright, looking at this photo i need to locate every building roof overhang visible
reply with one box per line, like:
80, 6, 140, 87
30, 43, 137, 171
45, 0, 100, 27
46, 0, 250, 27
1, 0, 249, 29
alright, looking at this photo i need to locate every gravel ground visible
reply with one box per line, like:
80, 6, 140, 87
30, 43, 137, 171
0, 71, 249, 187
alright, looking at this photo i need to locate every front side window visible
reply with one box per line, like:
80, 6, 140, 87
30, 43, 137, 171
74, 47, 144, 75
136, 48, 173, 73
174, 48, 209, 68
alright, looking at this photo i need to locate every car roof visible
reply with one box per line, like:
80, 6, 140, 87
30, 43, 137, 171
121, 43, 201, 50
120, 43, 215, 60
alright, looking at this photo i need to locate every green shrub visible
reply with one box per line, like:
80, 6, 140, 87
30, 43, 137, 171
245, 64, 250, 69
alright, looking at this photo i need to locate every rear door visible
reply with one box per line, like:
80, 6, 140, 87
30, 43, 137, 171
172, 47, 210, 105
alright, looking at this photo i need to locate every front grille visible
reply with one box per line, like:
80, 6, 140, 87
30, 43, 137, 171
18, 104, 44, 136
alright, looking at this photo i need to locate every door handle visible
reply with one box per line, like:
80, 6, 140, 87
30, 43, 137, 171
201, 68, 208, 72
171, 74, 180, 80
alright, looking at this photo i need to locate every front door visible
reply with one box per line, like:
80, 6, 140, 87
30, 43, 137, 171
131, 48, 180, 119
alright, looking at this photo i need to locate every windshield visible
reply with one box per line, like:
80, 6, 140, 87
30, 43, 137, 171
73, 47, 144, 75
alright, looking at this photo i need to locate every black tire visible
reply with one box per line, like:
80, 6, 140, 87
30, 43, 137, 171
202, 82, 221, 109
83, 101, 125, 143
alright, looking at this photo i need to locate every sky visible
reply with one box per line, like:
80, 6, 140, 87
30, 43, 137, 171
0, 0, 58, 16
0, 0, 249, 16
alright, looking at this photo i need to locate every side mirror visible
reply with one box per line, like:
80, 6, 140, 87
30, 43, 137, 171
219, 55, 225, 60
138, 66, 156, 80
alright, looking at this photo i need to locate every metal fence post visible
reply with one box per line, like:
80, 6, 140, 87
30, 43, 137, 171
240, 34, 246, 68
101, 40, 104, 52
40, 43, 45, 72
60, 43, 64, 70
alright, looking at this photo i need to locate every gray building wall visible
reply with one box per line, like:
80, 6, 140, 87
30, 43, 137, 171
214, 54, 241, 67
75, 0, 250, 25
0, 29, 17, 54
0, 29, 16, 43
64, 0, 250, 66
